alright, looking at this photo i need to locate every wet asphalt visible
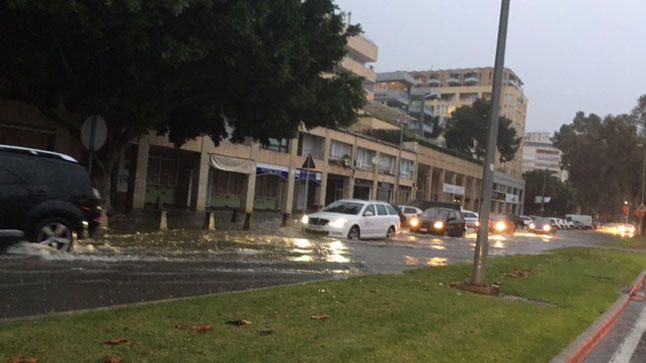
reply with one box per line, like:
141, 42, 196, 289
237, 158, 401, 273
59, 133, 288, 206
0, 228, 612, 320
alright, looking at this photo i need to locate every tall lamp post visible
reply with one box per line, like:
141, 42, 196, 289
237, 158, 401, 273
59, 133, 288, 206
638, 143, 646, 235
471, 0, 511, 286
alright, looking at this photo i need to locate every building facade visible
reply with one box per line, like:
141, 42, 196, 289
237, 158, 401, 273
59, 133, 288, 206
401, 67, 528, 177
522, 131, 567, 181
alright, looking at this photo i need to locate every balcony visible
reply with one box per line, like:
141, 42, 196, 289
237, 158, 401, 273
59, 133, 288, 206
374, 89, 410, 107
464, 76, 479, 85
447, 77, 461, 86
346, 34, 378, 63
340, 57, 376, 82
428, 78, 441, 86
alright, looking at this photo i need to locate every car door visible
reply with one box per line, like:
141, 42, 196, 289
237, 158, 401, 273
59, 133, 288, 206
386, 204, 402, 232
375, 203, 390, 237
0, 155, 34, 230
361, 204, 378, 237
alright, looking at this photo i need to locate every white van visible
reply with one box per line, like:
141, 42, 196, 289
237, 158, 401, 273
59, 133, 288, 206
565, 214, 593, 229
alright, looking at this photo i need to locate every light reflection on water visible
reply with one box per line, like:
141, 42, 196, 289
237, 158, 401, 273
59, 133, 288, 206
286, 237, 350, 264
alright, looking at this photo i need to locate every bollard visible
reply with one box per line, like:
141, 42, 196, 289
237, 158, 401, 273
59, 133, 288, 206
231, 209, 238, 223
242, 212, 252, 231
280, 213, 289, 228
160, 210, 168, 231
205, 211, 216, 231
100, 208, 109, 230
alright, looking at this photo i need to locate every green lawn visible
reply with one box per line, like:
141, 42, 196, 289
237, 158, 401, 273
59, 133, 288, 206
1, 248, 644, 362
606, 234, 646, 249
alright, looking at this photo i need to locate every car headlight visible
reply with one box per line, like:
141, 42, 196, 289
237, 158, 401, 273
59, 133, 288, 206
628, 225, 636, 233
433, 221, 444, 230
475, 221, 480, 227
618, 225, 626, 233
410, 218, 419, 227
543, 224, 551, 232
529, 223, 536, 229
301, 215, 309, 224
494, 221, 506, 232
328, 218, 347, 228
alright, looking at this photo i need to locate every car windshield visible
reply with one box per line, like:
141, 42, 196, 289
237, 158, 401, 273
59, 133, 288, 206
422, 208, 449, 218
322, 201, 364, 215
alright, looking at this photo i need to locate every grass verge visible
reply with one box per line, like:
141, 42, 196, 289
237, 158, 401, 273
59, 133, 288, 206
1, 248, 645, 362
605, 234, 646, 249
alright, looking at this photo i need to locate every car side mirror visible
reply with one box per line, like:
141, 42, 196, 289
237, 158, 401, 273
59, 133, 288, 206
364, 210, 374, 217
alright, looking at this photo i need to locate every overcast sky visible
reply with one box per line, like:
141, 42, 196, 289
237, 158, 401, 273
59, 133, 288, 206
335, 0, 646, 133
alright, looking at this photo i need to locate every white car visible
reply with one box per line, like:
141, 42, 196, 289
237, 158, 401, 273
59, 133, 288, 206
398, 205, 423, 225
302, 199, 401, 240
462, 210, 479, 229
520, 215, 533, 228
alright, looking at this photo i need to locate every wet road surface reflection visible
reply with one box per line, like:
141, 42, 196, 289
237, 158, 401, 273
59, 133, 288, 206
0, 228, 611, 319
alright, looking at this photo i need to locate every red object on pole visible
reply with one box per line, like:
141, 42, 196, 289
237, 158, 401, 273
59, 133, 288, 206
623, 206, 630, 215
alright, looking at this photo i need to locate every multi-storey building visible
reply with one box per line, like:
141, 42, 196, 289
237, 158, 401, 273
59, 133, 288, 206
340, 34, 378, 100
522, 132, 567, 181
408, 67, 529, 177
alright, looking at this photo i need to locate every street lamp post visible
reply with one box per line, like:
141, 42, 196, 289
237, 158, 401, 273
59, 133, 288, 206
638, 143, 646, 235
471, 0, 511, 286
540, 168, 548, 217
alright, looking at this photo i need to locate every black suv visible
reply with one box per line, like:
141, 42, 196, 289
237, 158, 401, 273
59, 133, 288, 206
0, 145, 101, 251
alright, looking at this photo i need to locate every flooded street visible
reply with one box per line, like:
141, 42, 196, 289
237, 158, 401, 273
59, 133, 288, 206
0, 229, 610, 320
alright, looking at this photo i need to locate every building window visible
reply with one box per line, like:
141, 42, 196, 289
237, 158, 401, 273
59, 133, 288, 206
378, 154, 396, 175
147, 153, 178, 186
356, 148, 375, 171
297, 133, 324, 159
400, 159, 413, 179
261, 138, 289, 153
329, 141, 352, 161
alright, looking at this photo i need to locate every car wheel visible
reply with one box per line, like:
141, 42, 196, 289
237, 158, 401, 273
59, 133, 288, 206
35, 218, 74, 252
347, 225, 360, 240
386, 226, 396, 239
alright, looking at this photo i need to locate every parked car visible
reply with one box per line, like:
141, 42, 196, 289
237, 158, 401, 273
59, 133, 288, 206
409, 207, 466, 237
487, 214, 516, 235
462, 210, 479, 229
0, 145, 102, 251
302, 199, 400, 240
397, 205, 423, 226
528, 217, 556, 235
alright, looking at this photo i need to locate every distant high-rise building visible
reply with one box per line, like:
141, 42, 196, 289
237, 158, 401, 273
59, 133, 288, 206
522, 131, 567, 181
410, 67, 528, 177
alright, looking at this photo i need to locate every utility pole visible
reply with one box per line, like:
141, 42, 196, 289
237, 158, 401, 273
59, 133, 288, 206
471, 0, 510, 286
639, 143, 646, 235
541, 168, 547, 216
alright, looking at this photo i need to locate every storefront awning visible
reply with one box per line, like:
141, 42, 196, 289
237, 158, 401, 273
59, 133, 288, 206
209, 154, 254, 174
256, 162, 289, 180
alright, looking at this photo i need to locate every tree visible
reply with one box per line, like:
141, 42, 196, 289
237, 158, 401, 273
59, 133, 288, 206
522, 170, 576, 216
443, 99, 521, 162
554, 111, 641, 219
0, 0, 366, 208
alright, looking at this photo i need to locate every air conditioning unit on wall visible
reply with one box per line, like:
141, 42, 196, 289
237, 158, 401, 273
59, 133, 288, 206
343, 158, 352, 167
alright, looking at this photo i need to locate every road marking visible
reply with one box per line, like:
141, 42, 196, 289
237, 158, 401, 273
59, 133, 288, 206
609, 302, 646, 363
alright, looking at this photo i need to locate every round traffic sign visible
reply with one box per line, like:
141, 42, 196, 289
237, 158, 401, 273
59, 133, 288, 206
81, 115, 107, 151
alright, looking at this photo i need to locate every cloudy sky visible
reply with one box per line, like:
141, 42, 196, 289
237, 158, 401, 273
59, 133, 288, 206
335, 0, 646, 133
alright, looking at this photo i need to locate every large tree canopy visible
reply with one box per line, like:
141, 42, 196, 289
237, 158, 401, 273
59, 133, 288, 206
443, 99, 521, 163
0, 0, 366, 205
553, 111, 641, 218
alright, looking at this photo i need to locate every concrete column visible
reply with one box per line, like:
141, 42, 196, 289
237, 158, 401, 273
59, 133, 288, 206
425, 166, 434, 200
343, 176, 355, 199
132, 134, 151, 210
439, 169, 446, 202
281, 137, 299, 226
242, 142, 258, 230
317, 133, 331, 208
195, 137, 211, 212
469, 177, 477, 210
371, 151, 380, 200
410, 160, 419, 200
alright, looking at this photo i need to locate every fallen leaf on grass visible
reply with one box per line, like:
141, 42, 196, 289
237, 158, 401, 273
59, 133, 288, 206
225, 319, 253, 326
10, 357, 38, 363
311, 314, 329, 320
500, 269, 533, 278
102, 356, 124, 363
104, 337, 129, 346
175, 324, 214, 333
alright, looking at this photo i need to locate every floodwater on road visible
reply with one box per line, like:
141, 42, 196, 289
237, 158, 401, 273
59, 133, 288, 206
0, 228, 612, 319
